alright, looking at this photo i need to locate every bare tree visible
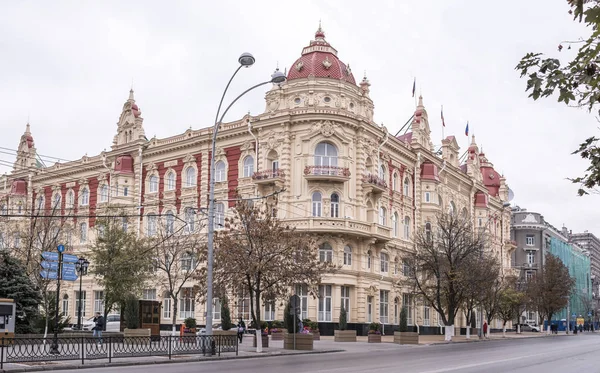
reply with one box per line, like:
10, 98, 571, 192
527, 254, 574, 334
401, 212, 485, 341
462, 254, 501, 339
148, 210, 206, 335
496, 276, 524, 337
204, 197, 334, 352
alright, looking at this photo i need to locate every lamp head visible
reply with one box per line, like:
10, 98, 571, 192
271, 70, 286, 84
238, 52, 255, 67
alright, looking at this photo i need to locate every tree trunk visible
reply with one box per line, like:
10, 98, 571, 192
502, 321, 507, 338
172, 295, 178, 336
465, 309, 471, 339
254, 286, 262, 353
444, 325, 454, 341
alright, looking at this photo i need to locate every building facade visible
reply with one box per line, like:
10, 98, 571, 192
0, 27, 514, 335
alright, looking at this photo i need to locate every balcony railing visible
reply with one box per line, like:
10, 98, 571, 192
303, 166, 351, 182
362, 174, 387, 188
251, 169, 285, 181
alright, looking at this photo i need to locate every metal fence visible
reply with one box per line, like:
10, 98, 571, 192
0, 334, 238, 368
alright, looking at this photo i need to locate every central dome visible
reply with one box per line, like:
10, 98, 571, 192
287, 25, 356, 85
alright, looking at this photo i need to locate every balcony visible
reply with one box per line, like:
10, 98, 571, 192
362, 174, 387, 195
283, 217, 391, 242
303, 166, 350, 183
252, 169, 285, 187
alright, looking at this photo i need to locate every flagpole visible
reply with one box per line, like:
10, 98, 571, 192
441, 105, 445, 140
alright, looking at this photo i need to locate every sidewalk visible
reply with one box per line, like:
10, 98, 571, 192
0, 331, 580, 372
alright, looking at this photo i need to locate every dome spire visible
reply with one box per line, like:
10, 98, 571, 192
315, 20, 325, 39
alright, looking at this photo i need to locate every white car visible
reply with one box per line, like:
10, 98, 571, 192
81, 314, 121, 332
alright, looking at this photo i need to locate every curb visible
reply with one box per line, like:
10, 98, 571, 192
423, 333, 573, 346
0, 349, 345, 373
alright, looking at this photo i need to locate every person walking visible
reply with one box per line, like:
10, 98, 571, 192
92, 312, 104, 345
237, 318, 245, 344
483, 322, 488, 339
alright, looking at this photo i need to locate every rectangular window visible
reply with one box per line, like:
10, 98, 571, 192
62, 295, 69, 316
526, 271, 534, 282
526, 235, 535, 246
94, 291, 104, 314
264, 300, 275, 321
318, 285, 332, 322
403, 261, 411, 277
379, 290, 389, 324
403, 294, 413, 326
367, 296, 373, 323
312, 200, 322, 217
527, 251, 535, 265
295, 284, 308, 320
163, 295, 171, 319
380, 253, 389, 273
238, 293, 250, 321
424, 192, 431, 203
272, 160, 279, 171
213, 298, 221, 321
179, 288, 195, 319
123, 187, 128, 196
341, 286, 350, 321
424, 306, 430, 326
75, 291, 87, 318
142, 289, 157, 300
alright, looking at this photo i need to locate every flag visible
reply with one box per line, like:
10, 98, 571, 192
412, 78, 416, 97
441, 106, 445, 127
465, 121, 469, 136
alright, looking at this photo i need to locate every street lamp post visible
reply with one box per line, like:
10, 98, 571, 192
75, 257, 89, 330
205, 54, 286, 337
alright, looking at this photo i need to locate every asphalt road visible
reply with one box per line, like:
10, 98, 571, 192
48, 334, 600, 373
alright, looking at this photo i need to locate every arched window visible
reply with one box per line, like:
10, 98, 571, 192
147, 214, 157, 236
404, 216, 411, 239
449, 201, 456, 215
54, 193, 62, 208
403, 177, 410, 196
319, 242, 333, 263
312, 192, 322, 217
243, 156, 254, 178
392, 172, 398, 191
149, 175, 158, 193
367, 250, 372, 269
165, 210, 175, 234
99, 185, 108, 202
343, 245, 352, 266
184, 208, 195, 233
380, 252, 389, 273
81, 188, 89, 206
425, 222, 432, 242
62, 294, 69, 316
67, 190, 74, 208
215, 203, 225, 228
314, 142, 338, 167
37, 195, 44, 211
379, 164, 386, 181
392, 213, 399, 237
166, 171, 176, 191
185, 167, 196, 187
215, 161, 226, 182
330, 193, 339, 218
461, 207, 469, 219
379, 207, 387, 225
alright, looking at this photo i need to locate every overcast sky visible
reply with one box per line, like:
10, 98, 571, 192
0, 0, 597, 235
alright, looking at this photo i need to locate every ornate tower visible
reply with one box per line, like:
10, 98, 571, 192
112, 89, 146, 149
13, 123, 38, 171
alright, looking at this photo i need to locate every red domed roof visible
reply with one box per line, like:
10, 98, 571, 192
287, 26, 356, 85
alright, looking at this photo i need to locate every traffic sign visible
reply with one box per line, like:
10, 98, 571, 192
57, 244, 65, 253
40, 270, 58, 280
62, 263, 76, 275
588, 312, 592, 317
41, 252, 59, 261
62, 273, 78, 281
40, 261, 58, 270
62, 254, 78, 263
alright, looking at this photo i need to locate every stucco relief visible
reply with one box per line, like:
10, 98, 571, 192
522, 214, 538, 224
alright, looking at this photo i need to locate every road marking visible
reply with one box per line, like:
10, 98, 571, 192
417, 351, 555, 373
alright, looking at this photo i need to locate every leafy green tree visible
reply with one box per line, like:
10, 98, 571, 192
89, 213, 151, 322
36, 292, 71, 333
0, 251, 41, 333
516, 0, 600, 195
339, 305, 348, 331
123, 293, 140, 329
221, 296, 233, 331
496, 276, 525, 337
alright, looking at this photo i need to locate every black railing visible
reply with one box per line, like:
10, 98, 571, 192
0, 335, 238, 368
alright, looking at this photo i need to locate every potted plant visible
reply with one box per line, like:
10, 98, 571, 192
283, 299, 313, 350
394, 307, 418, 344
270, 320, 284, 340
334, 305, 356, 342
123, 294, 150, 340
214, 296, 238, 336
310, 320, 320, 340
183, 318, 197, 336
368, 322, 382, 343
252, 320, 269, 348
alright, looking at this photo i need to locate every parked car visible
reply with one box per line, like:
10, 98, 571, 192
514, 323, 540, 332
81, 314, 121, 332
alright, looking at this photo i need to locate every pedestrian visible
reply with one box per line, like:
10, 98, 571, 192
483, 322, 488, 338
92, 312, 104, 345
237, 318, 245, 343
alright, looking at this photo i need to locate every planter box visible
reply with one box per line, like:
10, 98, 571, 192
394, 331, 419, 345
253, 334, 269, 348
283, 332, 313, 350
368, 333, 382, 343
213, 330, 238, 336
311, 330, 320, 340
124, 328, 151, 344
334, 330, 357, 342
270, 330, 284, 340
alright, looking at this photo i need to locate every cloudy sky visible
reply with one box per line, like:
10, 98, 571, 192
0, 0, 597, 235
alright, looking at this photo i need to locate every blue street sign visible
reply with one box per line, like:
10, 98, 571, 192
62, 254, 78, 263
57, 244, 65, 253
40, 261, 58, 270
41, 252, 59, 261
588, 312, 592, 317
62, 272, 78, 281
62, 263, 76, 275
40, 270, 58, 280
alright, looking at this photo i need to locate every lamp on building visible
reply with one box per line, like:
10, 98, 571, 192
75, 257, 89, 330
205, 54, 287, 338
